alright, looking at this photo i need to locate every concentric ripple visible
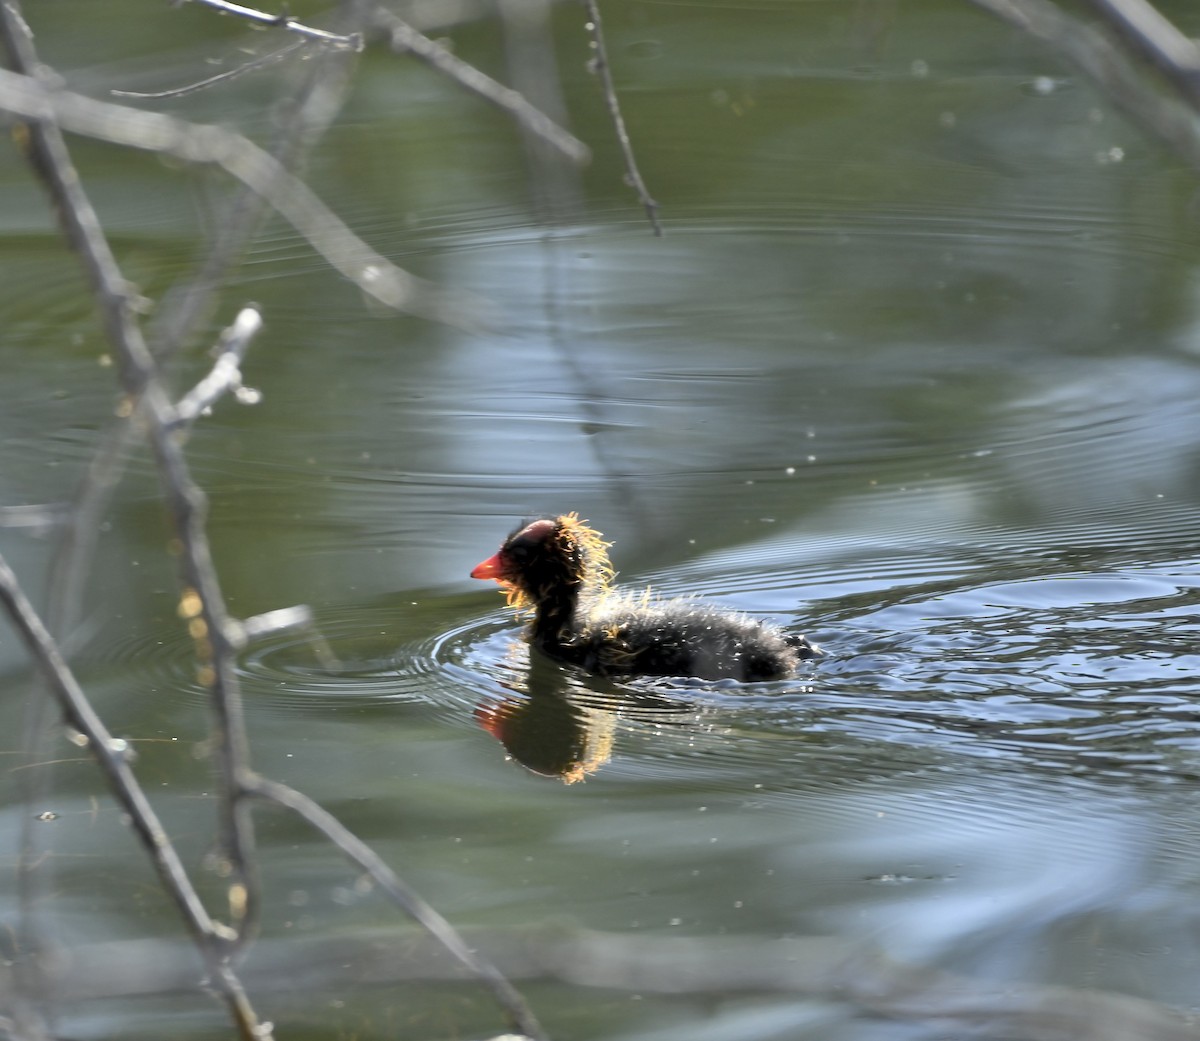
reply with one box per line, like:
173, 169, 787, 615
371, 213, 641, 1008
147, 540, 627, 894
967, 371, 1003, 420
235, 609, 432, 710
437, 535, 1200, 785
81, 534, 1200, 786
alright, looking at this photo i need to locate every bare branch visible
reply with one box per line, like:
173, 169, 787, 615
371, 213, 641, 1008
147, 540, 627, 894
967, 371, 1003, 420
180, 0, 364, 50
42, 18, 366, 682
3, 4, 547, 1038
581, 0, 661, 235
0, 0, 263, 959
0, 66, 481, 325
967, 0, 1200, 172
0, 552, 268, 1040
372, 4, 590, 165
111, 39, 308, 100
1084, 0, 1200, 108
242, 774, 550, 1041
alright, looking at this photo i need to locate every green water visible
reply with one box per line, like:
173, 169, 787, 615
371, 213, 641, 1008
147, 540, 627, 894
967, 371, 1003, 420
3, 2, 1200, 1039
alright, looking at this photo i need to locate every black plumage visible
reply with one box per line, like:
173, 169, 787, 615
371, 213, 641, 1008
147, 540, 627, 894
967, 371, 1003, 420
471, 513, 818, 681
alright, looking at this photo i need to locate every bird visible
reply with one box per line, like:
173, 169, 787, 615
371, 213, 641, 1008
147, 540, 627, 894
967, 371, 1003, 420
470, 513, 819, 681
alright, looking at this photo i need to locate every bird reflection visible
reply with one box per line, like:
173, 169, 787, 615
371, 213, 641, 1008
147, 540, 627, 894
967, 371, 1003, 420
474, 651, 697, 783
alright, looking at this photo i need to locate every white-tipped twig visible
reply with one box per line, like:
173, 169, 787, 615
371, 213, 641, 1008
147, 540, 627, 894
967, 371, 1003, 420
179, 0, 364, 50
172, 305, 264, 429
236, 605, 341, 669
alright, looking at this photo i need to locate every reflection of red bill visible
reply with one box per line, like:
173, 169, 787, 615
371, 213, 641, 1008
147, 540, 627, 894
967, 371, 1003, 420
473, 701, 507, 738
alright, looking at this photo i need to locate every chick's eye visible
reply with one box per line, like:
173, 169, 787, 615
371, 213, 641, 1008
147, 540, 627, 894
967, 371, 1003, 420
507, 543, 530, 563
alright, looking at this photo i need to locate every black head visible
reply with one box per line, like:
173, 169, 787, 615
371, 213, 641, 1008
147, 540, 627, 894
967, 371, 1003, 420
470, 513, 613, 611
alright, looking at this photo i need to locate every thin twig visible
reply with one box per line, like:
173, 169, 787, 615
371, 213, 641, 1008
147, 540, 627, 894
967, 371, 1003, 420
172, 305, 264, 428
581, 0, 661, 235
0, 552, 267, 1041
0, 65, 480, 325
112, 38, 308, 100
372, 2, 589, 165
242, 774, 550, 1041
180, 0, 364, 50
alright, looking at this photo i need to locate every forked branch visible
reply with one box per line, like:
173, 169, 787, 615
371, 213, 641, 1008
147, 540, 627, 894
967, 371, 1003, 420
0, 553, 266, 1040
0, 1, 550, 1036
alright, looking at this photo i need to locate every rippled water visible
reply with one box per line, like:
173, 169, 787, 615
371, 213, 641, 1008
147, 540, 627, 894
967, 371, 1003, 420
183, 509, 1199, 795
4, 1, 1200, 1040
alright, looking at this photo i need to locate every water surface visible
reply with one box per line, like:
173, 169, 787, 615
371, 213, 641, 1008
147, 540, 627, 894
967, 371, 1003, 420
2, 1, 1200, 1039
